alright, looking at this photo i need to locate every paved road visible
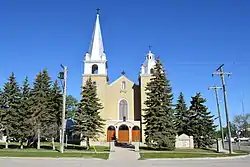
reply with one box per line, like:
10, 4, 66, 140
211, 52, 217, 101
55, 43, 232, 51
0, 156, 249, 167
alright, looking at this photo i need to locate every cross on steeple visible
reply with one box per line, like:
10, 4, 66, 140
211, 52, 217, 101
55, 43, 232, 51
148, 45, 152, 51
96, 8, 100, 14
121, 71, 126, 75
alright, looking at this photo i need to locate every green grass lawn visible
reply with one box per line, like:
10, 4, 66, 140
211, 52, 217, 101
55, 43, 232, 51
0, 142, 109, 159
139, 152, 248, 159
139, 146, 249, 159
0, 151, 109, 159
140, 146, 217, 153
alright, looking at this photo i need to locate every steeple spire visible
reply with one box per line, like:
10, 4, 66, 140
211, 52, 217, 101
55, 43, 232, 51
87, 8, 105, 61
84, 9, 107, 76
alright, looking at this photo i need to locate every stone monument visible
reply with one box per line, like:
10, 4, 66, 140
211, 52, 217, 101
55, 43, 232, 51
175, 134, 194, 149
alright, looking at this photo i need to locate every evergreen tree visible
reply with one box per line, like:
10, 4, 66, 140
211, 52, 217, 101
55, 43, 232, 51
188, 93, 217, 148
0, 89, 6, 143
73, 78, 105, 150
66, 95, 78, 119
1, 73, 22, 147
49, 80, 63, 149
29, 69, 52, 149
143, 59, 176, 150
175, 92, 189, 135
18, 77, 32, 149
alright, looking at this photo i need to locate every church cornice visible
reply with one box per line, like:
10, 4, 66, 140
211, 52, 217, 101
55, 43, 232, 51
84, 60, 107, 63
82, 74, 107, 77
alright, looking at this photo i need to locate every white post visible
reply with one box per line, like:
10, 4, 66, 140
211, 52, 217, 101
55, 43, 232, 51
60, 65, 67, 153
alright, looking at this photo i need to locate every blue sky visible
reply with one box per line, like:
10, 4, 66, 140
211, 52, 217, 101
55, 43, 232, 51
0, 0, 250, 127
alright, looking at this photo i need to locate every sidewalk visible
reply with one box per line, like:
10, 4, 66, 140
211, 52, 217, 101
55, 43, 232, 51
108, 146, 140, 161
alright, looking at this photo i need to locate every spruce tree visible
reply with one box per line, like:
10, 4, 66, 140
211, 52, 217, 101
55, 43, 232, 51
143, 59, 176, 150
175, 92, 189, 135
0, 89, 6, 143
29, 69, 52, 149
188, 93, 217, 148
1, 73, 22, 146
73, 78, 104, 150
49, 80, 63, 149
18, 77, 32, 149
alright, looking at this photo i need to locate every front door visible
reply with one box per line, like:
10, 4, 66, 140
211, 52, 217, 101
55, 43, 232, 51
107, 126, 116, 142
118, 124, 129, 143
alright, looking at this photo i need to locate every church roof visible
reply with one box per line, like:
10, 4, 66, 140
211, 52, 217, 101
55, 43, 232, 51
109, 74, 135, 87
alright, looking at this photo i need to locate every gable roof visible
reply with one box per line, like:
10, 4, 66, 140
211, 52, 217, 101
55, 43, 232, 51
109, 75, 135, 87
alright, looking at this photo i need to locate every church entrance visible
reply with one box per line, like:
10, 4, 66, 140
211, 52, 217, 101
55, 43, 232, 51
118, 124, 129, 143
132, 126, 140, 142
107, 125, 116, 142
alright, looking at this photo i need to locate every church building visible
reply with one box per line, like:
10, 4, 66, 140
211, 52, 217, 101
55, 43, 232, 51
82, 11, 156, 144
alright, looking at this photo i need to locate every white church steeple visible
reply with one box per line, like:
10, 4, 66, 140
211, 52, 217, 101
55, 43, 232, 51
84, 9, 107, 75
140, 47, 156, 76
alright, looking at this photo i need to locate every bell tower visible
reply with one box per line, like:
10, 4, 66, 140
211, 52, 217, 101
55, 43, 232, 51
139, 48, 156, 143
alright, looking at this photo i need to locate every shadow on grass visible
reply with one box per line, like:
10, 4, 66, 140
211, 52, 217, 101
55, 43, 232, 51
0, 143, 109, 152
0, 143, 61, 152
115, 142, 135, 149
139, 146, 173, 151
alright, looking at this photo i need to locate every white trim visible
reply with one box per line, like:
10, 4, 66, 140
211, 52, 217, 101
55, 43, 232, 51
121, 81, 126, 90
84, 60, 107, 63
117, 98, 129, 121
107, 120, 140, 123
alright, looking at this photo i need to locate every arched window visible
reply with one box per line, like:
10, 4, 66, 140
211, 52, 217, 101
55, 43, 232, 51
107, 125, 115, 130
132, 126, 140, 130
121, 81, 126, 90
119, 99, 128, 121
150, 68, 154, 74
119, 124, 129, 130
92, 64, 98, 74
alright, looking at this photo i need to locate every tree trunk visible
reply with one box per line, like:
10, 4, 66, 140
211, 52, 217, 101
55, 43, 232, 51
5, 136, 8, 149
5, 129, 9, 149
37, 128, 40, 149
52, 137, 55, 150
20, 139, 24, 149
65, 134, 68, 148
86, 137, 90, 150
59, 128, 62, 144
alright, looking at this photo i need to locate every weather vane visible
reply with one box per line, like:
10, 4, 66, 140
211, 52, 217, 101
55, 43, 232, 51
121, 71, 125, 75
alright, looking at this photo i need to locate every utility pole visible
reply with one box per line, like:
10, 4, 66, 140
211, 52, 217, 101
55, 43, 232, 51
59, 64, 67, 153
212, 64, 233, 154
208, 86, 224, 148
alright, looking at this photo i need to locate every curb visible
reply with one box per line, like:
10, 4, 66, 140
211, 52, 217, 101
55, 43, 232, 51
142, 154, 250, 160
0, 157, 106, 160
